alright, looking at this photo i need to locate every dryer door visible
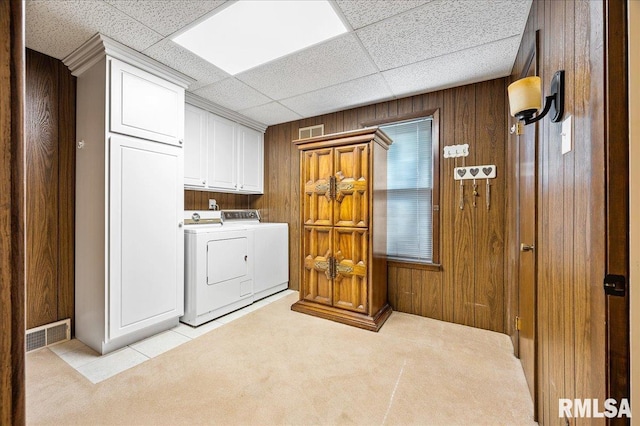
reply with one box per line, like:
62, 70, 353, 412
207, 236, 248, 284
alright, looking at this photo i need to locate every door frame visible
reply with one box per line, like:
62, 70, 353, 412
0, 0, 26, 423
628, 0, 640, 417
514, 30, 539, 420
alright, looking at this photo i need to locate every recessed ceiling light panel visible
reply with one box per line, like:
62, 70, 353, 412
172, 0, 347, 75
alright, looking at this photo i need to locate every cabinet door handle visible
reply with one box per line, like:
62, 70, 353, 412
240, 184, 244, 189
179, 139, 183, 145
178, 222, 183, 228
202, 180, 206, 185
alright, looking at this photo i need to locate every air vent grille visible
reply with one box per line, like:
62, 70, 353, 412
299, 124, 324, 139
26, 319, 71, 352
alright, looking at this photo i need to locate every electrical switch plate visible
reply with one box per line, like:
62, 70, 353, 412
562, 115, 572, 155
209, 199, 217, 210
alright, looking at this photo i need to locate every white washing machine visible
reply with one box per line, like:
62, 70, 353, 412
181, 210, 254, 327
220, 210, 289, 301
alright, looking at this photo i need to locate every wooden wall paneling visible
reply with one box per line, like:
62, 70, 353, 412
415, 269, 444, 320
387, 266, 398, 309
56, 57, 76, 332
397, 97, 413, 117
561, 0, 577, 414
452, 84, 476, 327
394, 267, 413, 313
0, 0, 26, 422
441, 89, 456, 324
26, 50, 60, 329
473, 79, 505, 333
546, 1, 568, 422
572, 0, 593, 410
343, 108, 358, 131
356, 104, 376, 127
184, 190, 195, 209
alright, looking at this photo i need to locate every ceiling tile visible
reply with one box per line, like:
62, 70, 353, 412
238, 102, 303, 126
105, 0, 226, 36
192, 78, 273, 111
25, 0, 163, 59
357, 0, 531, 71
143, 39, 229, 90
336, 0, 432, 29
280, 74, 394, 118
236, 34, 378, 100
382, 36, 521, 97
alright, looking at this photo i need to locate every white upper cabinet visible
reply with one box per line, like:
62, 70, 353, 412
184, 104, 207, 187
207, 114, 238, 191
110, 58, 185, 146
237, 126, 263, 193
184, 103, 264, 194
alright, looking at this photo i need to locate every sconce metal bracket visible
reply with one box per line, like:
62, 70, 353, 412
523, 70, 565, 125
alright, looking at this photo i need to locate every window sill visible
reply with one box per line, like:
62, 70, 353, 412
387, 259, 442, 272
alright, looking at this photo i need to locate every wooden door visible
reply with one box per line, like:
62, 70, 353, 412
109, 136, 184, 339
518, 116, 537, 403
302, 148, 333, 226
333, 228, 368, 313
517, 37, 538, 407
302, 226, 333, 305
334, 144, 369, 227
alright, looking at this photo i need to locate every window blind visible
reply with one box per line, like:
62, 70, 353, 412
380, 118, 433, 262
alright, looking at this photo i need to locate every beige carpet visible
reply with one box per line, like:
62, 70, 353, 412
26, 293, 536, 425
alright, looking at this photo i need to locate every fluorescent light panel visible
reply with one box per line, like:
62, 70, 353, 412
172, 0, 347, 75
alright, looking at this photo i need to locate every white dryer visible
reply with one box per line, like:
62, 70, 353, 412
181, 210, 254, 326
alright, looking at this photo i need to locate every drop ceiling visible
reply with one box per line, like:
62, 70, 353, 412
26, 0, 532, 127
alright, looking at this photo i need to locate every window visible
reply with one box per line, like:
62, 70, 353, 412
379, 116, 438, 263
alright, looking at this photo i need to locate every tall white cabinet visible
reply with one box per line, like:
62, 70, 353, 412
64, 35, 193, 354
183, 101, 264, 194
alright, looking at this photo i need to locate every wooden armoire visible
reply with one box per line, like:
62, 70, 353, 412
291, 127, 392, 331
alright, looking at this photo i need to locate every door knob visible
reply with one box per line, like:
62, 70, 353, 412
520, 243, 534, 252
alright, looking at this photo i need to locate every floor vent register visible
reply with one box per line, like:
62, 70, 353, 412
26, 319, 71, 352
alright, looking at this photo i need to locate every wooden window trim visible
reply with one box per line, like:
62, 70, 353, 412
361, 109, 441, 264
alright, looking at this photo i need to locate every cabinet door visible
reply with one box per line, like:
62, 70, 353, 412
237, 125, 263, 193
302, 226, 333, 306
333, 228, 368, 313
109, 136, 184, 339
184, 104, 207, 187
334, 144, 369, 227
302, 148, 333, 226
207, 114, 237, 191
110, 58, 184, 146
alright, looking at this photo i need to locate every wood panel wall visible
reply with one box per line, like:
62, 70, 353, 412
252, 79, 507, 333
507, 1, 610, 424
25, 49, 76, 330
184, 190, 249, 210
0, 0, 26, 422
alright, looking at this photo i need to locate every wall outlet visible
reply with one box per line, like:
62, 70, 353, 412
209, 199, 217, 210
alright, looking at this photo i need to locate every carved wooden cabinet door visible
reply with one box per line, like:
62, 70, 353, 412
302, 226, 333, 306
302, 148, 333, 226
333, 228, 368, 313
333, 144, 369, 228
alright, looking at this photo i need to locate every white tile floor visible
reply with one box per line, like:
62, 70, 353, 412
47, 290, 296, 384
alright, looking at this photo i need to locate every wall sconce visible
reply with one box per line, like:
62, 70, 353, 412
508, 70, 564, 125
